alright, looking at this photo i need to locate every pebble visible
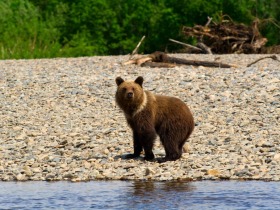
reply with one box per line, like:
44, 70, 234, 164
0, 54, 279, 181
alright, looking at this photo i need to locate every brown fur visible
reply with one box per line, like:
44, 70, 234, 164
115, 76, 194, 163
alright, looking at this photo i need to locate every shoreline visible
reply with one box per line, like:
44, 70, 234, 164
0, 54, 279, 181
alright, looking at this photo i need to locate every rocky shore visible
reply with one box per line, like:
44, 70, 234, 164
0, 54, 279, 181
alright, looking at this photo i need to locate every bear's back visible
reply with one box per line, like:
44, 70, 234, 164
153, 94, 194, 134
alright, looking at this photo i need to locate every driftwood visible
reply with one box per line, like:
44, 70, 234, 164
124, 51, 280, 68
247, 55, 280, 67
169, 39, 203, 53
123, 55, 152, 66
141, 62, 176, 68
129, 36, 145, 59
182, 17, 268, 54
124, 51, 234, 68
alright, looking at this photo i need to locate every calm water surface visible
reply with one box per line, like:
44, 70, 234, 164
0, 180, 279, 209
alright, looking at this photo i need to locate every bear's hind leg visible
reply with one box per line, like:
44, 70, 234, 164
158, 137, 182, 163
158, 150, 182, 163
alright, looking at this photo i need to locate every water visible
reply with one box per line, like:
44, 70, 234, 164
0, 180, 279, 209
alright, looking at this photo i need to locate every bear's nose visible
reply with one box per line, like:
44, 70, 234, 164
127, 92, 133, 98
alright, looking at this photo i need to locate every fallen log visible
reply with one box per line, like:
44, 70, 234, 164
123, 51, 234, 68
148, 51, 233, 68
141, 62, 176, 68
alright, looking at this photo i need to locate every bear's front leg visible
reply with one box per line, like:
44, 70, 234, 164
140, 129, 156, 161
124, 131, 143, 159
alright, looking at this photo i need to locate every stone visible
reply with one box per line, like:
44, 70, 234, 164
16, 174, 27, 181
274, 154, 280, 161
0, 55, 279, 182
145, 167, 155, 176
32, 168, 42, 173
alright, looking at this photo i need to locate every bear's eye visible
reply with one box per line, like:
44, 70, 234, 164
132, 87, 135, 91
122, 88, 127, 92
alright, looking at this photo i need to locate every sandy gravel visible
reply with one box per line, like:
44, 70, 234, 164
0, 54, 279, 181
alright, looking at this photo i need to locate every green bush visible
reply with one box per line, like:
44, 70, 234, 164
0, 0, 62, 59
0, 0, 279, 59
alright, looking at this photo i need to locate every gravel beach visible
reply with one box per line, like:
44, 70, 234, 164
0, 54, 279, 181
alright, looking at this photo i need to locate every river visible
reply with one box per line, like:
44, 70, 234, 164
0, 180, 279, 209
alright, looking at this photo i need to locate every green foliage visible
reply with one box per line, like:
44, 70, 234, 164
0, 0, 279, 59
251, 0, 280, 45
0, 0, 62, 59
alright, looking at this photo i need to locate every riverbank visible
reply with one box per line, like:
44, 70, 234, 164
0, 54, 279, 181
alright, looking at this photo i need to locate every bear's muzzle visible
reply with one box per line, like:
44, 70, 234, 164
127, 92, 133, 99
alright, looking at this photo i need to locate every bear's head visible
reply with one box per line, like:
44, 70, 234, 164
115, 76, 146, 114
115, 76, 144, 100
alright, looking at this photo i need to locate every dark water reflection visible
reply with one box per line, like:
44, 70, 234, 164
0, 180, 279, 209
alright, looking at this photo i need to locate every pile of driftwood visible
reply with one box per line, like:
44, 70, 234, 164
182, 17, 267, 54
123, 17, 280, 68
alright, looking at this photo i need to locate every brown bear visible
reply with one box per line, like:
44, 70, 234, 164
115, 76, 194, 163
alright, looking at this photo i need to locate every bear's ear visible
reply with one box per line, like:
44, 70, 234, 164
116, 77, 124, 86
135, 76, 144, 87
